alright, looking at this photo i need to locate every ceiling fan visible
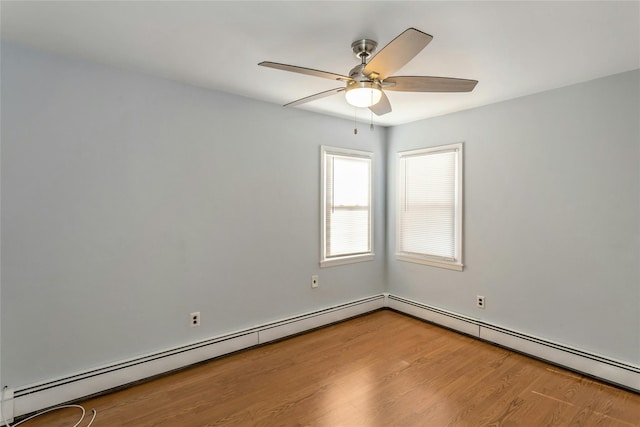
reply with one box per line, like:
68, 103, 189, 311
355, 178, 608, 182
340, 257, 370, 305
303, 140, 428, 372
259, 28, 478, 116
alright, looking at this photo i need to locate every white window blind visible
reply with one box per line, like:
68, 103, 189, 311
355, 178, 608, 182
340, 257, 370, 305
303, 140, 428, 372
321, 146, 373, 267
397, 143, 463, 271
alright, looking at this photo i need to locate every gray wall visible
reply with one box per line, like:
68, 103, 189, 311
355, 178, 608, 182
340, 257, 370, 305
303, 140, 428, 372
0, 42, 386, 386
387, 70, 640, 365
1, 41, 638, 391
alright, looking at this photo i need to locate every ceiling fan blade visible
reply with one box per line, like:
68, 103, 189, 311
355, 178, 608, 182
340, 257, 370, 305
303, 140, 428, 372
363, 28, 433, 80
284, 87, 345, 107
259, 62, 351, 82
369, 91, 392, 116
384, 76, 478, 92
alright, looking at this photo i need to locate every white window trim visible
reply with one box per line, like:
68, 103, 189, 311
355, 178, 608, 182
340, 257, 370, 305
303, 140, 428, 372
320, 146, 374, 268
396, 143, 464, 272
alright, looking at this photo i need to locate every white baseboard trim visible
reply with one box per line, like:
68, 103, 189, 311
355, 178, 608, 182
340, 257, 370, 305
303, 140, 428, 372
7, 292, 638, 420
9, 295, 385, 419
257, 295, 385, 344
386, 293, 480, 337
387, 294, 640, 392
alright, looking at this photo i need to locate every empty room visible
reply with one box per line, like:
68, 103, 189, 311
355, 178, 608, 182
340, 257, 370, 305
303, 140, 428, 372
1, 1, 639, 426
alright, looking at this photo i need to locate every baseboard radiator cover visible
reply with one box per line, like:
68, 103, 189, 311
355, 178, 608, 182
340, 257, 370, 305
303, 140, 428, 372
8, 294, 385, 419
7, 292, 637, 419
387, 294, 640, 392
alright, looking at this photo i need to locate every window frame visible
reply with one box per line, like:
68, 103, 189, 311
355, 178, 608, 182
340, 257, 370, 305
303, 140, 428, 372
396, 143, 464, 271
320, 145, 374, 268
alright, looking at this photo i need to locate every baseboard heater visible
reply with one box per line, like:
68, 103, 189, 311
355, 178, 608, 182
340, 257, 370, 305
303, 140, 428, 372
4, 292, 638, 421
5, 295, 385, 420
386, 294, 640, 392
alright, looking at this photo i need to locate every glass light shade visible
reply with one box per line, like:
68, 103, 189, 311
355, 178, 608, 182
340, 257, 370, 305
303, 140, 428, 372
345, 82, 382, 108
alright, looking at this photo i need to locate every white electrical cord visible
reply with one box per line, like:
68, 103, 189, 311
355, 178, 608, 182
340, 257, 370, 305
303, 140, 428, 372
1, 387, 96, 427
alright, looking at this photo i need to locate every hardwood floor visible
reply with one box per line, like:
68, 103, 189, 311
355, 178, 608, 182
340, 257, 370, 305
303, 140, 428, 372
16, 310, 640, 426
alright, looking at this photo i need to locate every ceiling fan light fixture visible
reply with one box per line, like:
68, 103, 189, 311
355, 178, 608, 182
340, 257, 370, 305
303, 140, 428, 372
345, 81, 382, 108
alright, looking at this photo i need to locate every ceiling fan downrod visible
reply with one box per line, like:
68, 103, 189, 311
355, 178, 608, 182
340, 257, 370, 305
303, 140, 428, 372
349, 38, 377, 80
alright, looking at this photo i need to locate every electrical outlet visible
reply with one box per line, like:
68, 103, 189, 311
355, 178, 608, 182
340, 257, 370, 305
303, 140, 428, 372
476, 296, 486, 309
311, 275, 319, 288
190, 312, 201, 327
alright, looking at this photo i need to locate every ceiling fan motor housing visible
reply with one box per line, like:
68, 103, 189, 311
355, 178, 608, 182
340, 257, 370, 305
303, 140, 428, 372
349, 63, 370, 82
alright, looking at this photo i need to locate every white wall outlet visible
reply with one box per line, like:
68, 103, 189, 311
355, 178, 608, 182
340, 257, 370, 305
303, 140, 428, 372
190, 312, 201, 327
476, 296, 486, 309
311, 275, 319, 288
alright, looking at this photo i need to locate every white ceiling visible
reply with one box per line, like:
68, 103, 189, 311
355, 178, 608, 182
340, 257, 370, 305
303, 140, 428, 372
1, 1, 639, 126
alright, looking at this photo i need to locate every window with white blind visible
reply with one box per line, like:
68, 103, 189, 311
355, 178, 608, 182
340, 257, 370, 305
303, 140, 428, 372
396, 143, 463, 271
321, 146, 374, 267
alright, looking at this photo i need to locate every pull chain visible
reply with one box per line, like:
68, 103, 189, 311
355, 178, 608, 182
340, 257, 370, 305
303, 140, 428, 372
370, 108, 374, 131
354, 108, 358, 135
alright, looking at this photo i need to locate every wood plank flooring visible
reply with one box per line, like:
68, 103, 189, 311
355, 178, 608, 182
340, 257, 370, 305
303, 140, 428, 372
16, 310, 640, 426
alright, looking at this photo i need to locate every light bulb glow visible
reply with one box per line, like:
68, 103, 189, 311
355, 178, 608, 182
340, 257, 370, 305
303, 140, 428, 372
345, 82, 382, 108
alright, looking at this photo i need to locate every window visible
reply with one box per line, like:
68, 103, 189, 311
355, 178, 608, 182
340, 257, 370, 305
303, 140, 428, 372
397, 143, 463, 271
321, 146, 374, 267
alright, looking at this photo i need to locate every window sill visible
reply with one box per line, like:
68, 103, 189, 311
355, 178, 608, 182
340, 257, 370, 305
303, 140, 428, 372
396, 254, 464, 271
320, 254, 374, 268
